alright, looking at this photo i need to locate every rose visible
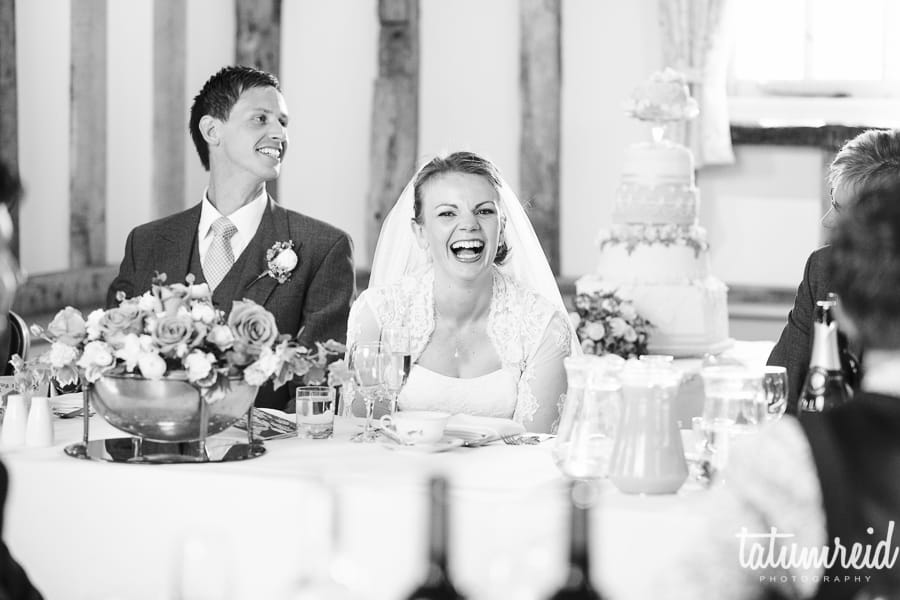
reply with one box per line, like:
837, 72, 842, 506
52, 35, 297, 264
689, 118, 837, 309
85, 308, 105, 340
151, 313, 195, 356
272, 248, 298, 272
99, 304, 145, 340
228, 300, 278, 357
47, 307, 88, 345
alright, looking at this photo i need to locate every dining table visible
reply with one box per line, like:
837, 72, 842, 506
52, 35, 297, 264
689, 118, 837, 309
0, 405, 719, 600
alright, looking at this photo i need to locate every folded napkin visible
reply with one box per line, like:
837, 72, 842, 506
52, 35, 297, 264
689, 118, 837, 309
444, 414, 526, 442
232, 407, 297, 439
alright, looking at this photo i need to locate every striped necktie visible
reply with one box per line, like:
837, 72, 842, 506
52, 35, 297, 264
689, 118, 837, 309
203, 217, 238, 292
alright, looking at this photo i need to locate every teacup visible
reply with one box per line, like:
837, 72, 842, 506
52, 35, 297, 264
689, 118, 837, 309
379, 410, 450, 445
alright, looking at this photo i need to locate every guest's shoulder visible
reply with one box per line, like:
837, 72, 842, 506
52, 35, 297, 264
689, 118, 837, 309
274, 204, 350, 244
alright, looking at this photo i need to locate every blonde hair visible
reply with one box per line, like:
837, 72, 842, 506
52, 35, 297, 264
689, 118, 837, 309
828, 129, 900, 196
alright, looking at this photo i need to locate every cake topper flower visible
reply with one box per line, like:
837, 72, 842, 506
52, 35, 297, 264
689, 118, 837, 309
624, 67, 699, 124
260, 240, 298, 284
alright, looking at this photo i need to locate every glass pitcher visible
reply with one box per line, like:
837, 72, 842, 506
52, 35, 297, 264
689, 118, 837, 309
554, 354, 624, 479
609, 359, 687, 494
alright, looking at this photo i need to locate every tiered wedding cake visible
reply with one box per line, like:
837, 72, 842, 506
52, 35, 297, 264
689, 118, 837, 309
576, 69, 731, 357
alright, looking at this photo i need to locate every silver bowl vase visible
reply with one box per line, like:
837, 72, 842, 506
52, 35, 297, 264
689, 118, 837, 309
87, 373, 258, 443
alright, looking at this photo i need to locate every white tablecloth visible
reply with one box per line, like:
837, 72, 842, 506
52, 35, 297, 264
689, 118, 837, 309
3, 415, 709, 600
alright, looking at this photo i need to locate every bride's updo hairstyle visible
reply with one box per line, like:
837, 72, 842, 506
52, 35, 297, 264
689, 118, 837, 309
412, 152, 510, 264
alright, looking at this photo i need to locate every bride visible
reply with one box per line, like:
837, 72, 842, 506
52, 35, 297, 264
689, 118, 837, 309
347, 151, 578, 433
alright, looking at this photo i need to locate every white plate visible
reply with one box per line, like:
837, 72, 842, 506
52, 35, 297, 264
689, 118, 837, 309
381, 437, 465, 453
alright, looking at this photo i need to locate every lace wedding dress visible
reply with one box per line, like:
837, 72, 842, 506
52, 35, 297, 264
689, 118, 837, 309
347, 266, 572, 427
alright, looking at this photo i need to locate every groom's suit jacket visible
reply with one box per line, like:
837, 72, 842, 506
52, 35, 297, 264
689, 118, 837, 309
107, 199, 355, 410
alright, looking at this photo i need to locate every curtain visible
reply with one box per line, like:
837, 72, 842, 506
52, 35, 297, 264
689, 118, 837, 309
659, 0, 735, 168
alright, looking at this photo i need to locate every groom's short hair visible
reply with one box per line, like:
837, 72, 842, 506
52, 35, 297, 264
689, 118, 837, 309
829, 183, 900, 349
412, 151, 510, 264
189, 65, 282, 171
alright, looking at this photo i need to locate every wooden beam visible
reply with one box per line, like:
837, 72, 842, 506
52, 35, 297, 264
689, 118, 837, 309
0, 0, 18, 258
70, 0, 107, 268
235, 0, 282, 200
519, 0, 561, 273
366, 0, 419, 262
153, 0, 187, 219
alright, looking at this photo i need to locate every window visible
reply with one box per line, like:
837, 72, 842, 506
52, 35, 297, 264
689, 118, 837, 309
730, 0, 900, 97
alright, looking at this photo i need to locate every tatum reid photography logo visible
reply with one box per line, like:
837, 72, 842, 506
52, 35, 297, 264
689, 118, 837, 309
736, 521, 899, 585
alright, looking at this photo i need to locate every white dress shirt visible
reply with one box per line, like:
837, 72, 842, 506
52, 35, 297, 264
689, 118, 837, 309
197, 188, 268, 264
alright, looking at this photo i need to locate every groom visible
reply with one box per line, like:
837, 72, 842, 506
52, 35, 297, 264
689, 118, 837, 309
107, 65, 355, 410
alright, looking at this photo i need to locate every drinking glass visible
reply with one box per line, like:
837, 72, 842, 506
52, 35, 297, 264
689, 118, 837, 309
762, 365, 788, 423
296, 386, 335, 439
382, 325, 411, 414
350, 342, 388, 443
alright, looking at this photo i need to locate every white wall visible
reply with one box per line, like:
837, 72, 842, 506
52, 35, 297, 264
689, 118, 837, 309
13, 0, 829, 292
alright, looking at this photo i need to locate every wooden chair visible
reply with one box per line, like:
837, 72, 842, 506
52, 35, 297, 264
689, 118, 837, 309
2, 311, 30, 376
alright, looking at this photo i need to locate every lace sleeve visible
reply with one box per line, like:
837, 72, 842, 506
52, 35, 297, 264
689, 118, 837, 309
513, 309, 570, 433
346, 290, 384, 350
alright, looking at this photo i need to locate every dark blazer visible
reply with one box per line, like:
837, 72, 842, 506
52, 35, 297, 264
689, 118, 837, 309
767, 246, 860, 414
768, 247, 832, 413
0, 461, 43, 600
107, 199, 355, 410
800, 391, 900, 600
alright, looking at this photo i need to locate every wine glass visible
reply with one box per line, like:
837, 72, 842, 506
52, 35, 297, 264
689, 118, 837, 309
762, 365, 788, 423
382, 325, 411, 414
350, 342, 388, 443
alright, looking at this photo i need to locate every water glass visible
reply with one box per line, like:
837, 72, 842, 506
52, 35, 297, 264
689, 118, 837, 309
762, 366, 788, 423
700, 365, 765, 429
296, 386, 335, 439
382, 325, 411, 414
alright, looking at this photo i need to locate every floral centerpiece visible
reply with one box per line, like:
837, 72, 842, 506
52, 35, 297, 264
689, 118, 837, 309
570, 291, 653, 359
29, 273, 349, 402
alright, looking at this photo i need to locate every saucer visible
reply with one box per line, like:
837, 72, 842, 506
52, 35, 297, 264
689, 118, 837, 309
381, 437, 464, 454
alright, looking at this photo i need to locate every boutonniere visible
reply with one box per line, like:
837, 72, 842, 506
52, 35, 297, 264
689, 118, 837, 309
260, 240, 298, 284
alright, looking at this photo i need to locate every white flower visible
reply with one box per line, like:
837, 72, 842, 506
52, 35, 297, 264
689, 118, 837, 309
207, 325, 235, 351
46, 342, 78, 369
584, 321, 606, 341
609, 317, 629, 338
272, 248, 298, 272
138, 292, 163, 315
619, 302, 637, 321
624, 325, 638, 342
190, 302, 217, 325
244, 347, 281, 386
77, 341, 115, 382
85, 309, 105, 340
569, 312, 582, 329
184, 351, 215, 383
114, 334, 143, 371
137, 352, 166, 379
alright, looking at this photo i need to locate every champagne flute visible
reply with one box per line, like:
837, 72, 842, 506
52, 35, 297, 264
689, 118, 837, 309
762, 365, 788, 423
382, 325, 411, 414
350, 342, 388, 443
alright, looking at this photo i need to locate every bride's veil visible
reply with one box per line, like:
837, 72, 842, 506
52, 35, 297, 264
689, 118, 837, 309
370, 153, 581, 356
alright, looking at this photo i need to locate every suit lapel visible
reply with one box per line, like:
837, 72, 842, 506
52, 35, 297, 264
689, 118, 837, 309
233, 198, 295, 308
157, 205, 202, 283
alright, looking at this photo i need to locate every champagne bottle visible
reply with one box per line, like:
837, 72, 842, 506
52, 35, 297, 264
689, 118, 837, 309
546, 482, 604, 600
404, 477, 465, 600
799, 296, 853, 414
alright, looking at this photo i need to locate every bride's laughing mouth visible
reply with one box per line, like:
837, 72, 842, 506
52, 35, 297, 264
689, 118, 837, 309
449, 239, 486, 263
